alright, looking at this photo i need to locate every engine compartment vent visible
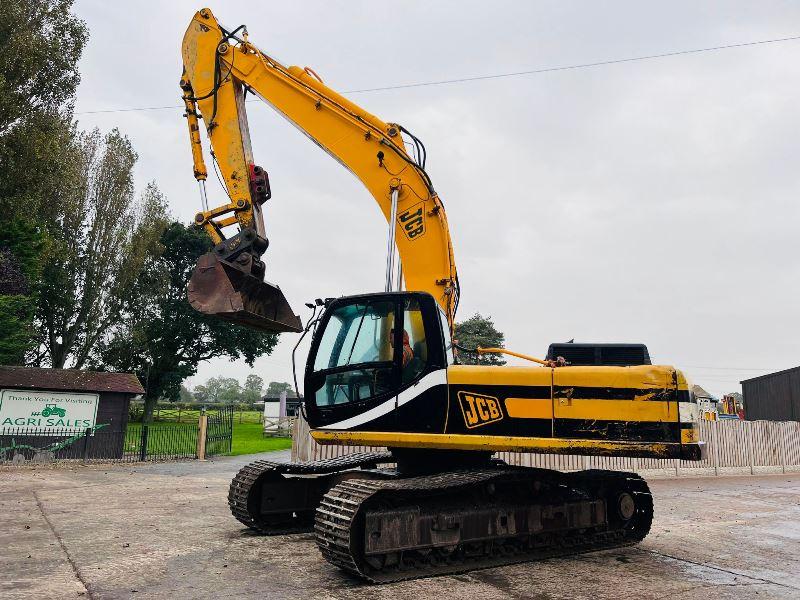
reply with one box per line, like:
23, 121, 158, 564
546, 343, 651, 366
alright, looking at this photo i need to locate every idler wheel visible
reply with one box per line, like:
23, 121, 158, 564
617, 492, 636, 521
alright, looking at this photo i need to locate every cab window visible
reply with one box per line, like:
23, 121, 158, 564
400, 298, 428, 383
311, 301, 396, 406
438, 308, 454, 365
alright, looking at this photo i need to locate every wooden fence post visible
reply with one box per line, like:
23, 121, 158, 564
780, 422, 787, 474
197, 410, 208, 461
746, 422, 755, 475
711, 421, 719, 476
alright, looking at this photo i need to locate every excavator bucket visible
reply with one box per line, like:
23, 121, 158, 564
187, 253, 302, 333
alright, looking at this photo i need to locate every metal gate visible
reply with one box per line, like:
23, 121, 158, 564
205, 405, 234, 456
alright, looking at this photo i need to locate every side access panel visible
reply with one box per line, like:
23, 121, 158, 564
552, 365, 679, 443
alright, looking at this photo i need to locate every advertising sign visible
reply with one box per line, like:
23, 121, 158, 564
0, 389, 99, 432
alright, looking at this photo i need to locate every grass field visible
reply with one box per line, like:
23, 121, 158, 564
124, 421, 291, 457
229, 423, 292, 456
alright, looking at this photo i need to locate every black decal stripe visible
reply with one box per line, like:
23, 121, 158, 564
554, 419, 680, 442
553, 386, 677, 402
451, 384, 677, 402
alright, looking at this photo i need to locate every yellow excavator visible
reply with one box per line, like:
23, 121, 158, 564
180, 8, 705, 582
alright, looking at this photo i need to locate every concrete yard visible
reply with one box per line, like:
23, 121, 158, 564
2, 453, 799, 600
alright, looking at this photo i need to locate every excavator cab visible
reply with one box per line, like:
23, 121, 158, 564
303, 291, 448, 429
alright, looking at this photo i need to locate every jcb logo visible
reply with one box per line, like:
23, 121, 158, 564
457, 392, 503, 429
397, 202, 425, 240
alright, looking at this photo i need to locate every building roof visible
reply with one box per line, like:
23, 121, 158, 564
691, 384, 716, 400
261, 395, 303, 403
0, 366, 144, 395
740, 365, 800, 385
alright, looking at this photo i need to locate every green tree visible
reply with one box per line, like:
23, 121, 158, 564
96, 223, 279, 421
192, 383, 210, 404
453, 313, 506, 366
0, 116, 85, 365
0, 0, 87, 136
0, 239, 37, 363
0, 0, 88, 364
242, 374, 264, 403
265, 381, 296, 398
178, 384, 194, 403
193, 377, 241, 403
34, 130, 169, 368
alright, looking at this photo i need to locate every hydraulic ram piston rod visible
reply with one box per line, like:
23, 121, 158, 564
384, 188, 399, 292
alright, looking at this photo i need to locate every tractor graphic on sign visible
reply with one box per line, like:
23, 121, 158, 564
40, 404, 66, 418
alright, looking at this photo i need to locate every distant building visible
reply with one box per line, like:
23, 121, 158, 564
261, 394, 303, 417
691, 384, 719, 420
741, 366, 800, 421
0, 366, 143, 459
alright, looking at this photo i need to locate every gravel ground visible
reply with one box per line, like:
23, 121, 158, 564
1, 451, 799, 600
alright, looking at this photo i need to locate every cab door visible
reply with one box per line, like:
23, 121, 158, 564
390, 295, 451, 434
552, 366, 679, 443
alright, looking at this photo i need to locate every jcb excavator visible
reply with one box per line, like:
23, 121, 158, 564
180, 8, 705, 582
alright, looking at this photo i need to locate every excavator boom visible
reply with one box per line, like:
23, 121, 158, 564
180, 8, 458, 333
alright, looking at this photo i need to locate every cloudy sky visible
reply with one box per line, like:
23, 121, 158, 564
72, 1, 800, 397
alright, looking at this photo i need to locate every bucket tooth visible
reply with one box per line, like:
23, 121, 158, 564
187, 253, 302, 333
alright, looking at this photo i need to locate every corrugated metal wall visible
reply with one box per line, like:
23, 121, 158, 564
742, 367, 800, 421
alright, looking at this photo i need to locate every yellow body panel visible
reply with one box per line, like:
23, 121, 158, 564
552, 365, 674, 390
681, 428, 700, 443
448, 364, 552, 387
551, 365, 677, 422
504, 398, 553, 419
553, 399, 674, 421
448, 364, 679, 422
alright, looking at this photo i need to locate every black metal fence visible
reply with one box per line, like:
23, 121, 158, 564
0, 423, 209, 464
127, 424, 200, 461
205, 405, 234, 456
2, 404, 237, 465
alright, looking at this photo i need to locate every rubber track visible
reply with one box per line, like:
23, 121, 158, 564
315, 468, 652, 583
228, 451, 394, 535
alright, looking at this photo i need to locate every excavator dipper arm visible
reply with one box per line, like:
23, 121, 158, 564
180, 8, 459, 333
